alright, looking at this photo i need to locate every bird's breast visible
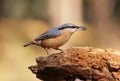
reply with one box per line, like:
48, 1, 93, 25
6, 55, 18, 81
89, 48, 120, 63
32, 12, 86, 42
41, 30, 72, 48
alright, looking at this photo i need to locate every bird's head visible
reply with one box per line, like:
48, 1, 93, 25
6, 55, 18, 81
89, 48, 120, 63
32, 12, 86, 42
58, 23, 87, 33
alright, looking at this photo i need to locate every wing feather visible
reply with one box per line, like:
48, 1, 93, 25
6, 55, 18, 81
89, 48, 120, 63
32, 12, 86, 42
35, 28, 61, 40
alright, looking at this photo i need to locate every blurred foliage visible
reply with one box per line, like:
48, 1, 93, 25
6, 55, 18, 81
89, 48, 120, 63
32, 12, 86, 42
0, 0, 120, 81
0, 0, 49, 21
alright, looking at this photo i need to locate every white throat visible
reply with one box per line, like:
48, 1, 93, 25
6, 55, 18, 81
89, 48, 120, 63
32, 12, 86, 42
65, 28, 77, 33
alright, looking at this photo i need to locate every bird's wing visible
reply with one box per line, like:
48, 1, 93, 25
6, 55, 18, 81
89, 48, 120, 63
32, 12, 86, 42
35, 28, 61, 40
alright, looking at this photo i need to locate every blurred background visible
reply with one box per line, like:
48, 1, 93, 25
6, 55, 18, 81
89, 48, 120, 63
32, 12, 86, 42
0, 0, 120, 81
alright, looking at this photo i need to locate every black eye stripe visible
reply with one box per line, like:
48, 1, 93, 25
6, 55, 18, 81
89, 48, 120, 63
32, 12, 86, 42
58, 26, 77, 30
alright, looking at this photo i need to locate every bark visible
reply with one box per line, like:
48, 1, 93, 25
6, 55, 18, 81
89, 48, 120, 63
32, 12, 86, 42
28, 47, 120, 81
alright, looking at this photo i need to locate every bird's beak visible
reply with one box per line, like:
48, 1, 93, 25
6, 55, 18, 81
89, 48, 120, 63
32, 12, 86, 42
76, 26, 87, 31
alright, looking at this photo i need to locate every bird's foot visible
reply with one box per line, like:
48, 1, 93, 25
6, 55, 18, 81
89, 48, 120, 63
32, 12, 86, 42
55, 48, 63, 53
44, 48, 49, 55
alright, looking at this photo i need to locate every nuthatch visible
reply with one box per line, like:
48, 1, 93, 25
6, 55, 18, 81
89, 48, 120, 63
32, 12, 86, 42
23, 23, 87, 54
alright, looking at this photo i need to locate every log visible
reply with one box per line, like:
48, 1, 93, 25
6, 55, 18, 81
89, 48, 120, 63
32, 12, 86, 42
28, 47, 120, 81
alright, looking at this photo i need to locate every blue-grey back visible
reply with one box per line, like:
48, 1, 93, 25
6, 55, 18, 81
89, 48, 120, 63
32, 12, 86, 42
35, 23, 76, 40
35, 27, 61, 40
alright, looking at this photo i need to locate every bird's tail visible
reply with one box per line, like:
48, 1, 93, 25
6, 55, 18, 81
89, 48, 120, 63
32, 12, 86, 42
23, 41, 34, 47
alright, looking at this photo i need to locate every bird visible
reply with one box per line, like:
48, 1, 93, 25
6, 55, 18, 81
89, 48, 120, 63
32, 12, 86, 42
23, 23, 87, 54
